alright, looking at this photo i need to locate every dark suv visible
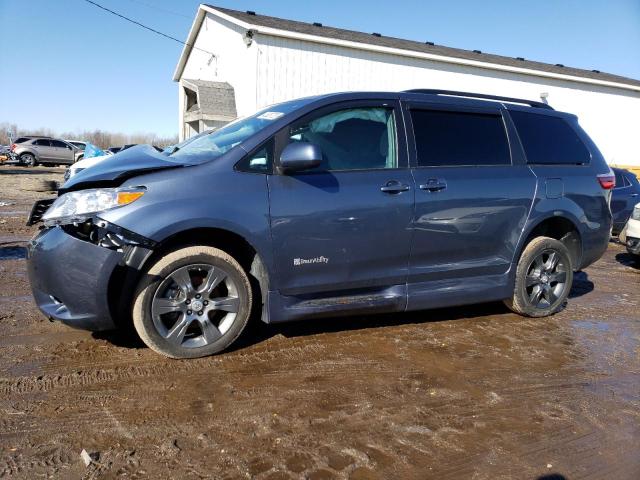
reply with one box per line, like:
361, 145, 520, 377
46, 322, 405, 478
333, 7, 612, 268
26, 90, 613, 358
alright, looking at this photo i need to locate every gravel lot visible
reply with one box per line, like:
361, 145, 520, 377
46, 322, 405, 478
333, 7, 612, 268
0, 165, 639, 479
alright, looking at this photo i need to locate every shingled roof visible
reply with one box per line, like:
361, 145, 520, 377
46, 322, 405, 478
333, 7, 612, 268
194, 5, 640, 89
182, 79, 236, 121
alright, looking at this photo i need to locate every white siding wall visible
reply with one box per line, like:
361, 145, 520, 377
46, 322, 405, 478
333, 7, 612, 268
252, 35, 640, 166
179, 16, 640, 166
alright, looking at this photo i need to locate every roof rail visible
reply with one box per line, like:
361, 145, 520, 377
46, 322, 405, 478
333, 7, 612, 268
404, 89, 554, 110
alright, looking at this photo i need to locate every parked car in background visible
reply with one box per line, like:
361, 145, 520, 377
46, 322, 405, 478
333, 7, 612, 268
623, 204, 640, 257
65, 140, 89, 162
11, 136, 79, 167
611, 167, 640, 235
0, 145, 12, 163
64, 154, 108, 181
27, 90, 614, 359
107, 144, 137, 155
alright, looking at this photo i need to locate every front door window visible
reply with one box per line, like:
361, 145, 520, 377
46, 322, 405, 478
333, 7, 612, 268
287, 107, 397, 172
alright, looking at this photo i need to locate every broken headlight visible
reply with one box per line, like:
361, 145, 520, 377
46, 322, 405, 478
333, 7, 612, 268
42, 187, 145, 227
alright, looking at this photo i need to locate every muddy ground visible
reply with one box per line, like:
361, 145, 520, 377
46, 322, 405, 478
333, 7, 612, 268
0, 164, 638, 479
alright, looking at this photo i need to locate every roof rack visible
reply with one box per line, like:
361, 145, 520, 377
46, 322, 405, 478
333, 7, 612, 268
404, 89, 554, 110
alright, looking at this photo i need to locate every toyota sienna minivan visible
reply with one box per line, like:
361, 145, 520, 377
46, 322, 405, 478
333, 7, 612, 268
27, 90, 614, 358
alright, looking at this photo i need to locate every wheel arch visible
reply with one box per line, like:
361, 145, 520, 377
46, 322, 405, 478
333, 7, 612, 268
516, 215, 583, 271
20, 149, 39, 161
107, 226, 270, 329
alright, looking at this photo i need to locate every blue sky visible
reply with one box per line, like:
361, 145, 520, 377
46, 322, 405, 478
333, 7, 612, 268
0, 0, 638, 136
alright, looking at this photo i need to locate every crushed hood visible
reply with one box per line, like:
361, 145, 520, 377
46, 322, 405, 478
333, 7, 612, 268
61, 145, 184, 193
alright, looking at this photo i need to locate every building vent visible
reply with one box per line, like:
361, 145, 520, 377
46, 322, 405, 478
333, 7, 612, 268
425, 41, 434, 46
372, 32, 381, 37
313, 22, 323, 27
246, 10, 256, 15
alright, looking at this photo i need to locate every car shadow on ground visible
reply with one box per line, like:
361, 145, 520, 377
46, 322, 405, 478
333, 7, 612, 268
615, 252, 639, 270
569, 271, 594, 298
94, 271, 597, 353
94, 301, 514, 352
0, 245, 27, 260
0, 168, 54, 175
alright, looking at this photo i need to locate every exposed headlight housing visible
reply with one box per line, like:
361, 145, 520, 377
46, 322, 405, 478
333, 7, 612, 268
632, 204, 640, 221
42, 187, 145, 227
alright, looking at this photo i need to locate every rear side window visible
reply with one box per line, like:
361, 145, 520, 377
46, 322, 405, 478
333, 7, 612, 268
510, 111, 591, 165
33, 139, 51, 146
410, 109, 510, 167
614, 170, 631, 189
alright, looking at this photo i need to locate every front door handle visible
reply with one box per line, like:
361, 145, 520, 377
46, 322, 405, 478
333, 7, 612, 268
420, 178, 447, 192
630, 193, 639, 197
380, 180, 410, 194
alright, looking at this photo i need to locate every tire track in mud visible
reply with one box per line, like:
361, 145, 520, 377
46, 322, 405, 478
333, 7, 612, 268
0, 446, 73, 478
0, 342, 330, 395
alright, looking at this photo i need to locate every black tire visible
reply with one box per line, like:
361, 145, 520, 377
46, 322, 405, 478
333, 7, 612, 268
21, 153, 37, 167
132, 246, 252, 359
505, 236, 573, 317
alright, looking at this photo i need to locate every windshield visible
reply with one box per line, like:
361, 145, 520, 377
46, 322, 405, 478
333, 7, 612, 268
168, 98, 312, 164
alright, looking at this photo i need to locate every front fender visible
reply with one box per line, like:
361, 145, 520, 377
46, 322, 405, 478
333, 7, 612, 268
97, 164, 274, 274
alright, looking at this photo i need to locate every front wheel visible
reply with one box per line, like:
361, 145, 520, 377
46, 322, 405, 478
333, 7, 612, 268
505, 236, 573, 317
133, 246, 252, 358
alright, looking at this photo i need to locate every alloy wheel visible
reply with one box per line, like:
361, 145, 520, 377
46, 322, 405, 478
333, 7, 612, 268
151, 263, 240, 348
524, 249, 568, 309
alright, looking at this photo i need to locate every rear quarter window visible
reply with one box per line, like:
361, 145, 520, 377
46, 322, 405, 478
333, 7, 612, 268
510, 111, 591, 165
14, 137, 30, 143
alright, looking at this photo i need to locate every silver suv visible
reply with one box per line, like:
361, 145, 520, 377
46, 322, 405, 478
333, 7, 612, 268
11, 136, 79, 167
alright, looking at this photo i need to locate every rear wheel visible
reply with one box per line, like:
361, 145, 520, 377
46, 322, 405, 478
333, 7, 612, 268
505, 236, 573, 317
133, 246, 252, 358
21, 153, 36, 167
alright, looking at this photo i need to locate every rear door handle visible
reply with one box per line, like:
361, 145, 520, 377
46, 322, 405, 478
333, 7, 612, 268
380, 180, 410, 194
420, 178, 447, 192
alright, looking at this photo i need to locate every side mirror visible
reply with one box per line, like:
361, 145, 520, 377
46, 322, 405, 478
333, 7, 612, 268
279, 142, 322, 173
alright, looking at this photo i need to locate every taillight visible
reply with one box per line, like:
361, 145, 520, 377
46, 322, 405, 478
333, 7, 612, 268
597, 172, 615, 190
10, 143, 16, 152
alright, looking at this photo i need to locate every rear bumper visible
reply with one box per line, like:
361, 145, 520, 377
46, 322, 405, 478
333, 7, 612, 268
27, 227, 123, 331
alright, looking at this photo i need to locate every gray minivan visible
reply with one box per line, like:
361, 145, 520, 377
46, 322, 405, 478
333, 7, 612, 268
27, 90, 614, 358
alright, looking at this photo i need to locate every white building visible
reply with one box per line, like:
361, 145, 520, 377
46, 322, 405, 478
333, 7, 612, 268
174, 4, 640, 169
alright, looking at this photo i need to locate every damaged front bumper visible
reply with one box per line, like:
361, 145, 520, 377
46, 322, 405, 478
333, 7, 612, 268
27, 220, 155, 331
